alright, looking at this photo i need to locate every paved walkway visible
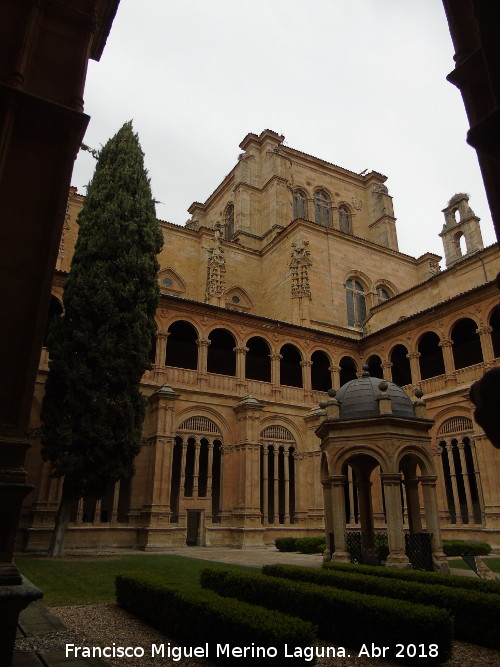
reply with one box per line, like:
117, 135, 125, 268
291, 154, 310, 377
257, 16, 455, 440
11, 547, 497, 665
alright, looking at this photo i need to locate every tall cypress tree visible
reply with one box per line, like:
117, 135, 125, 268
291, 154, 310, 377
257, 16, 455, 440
41, 122, 163, 556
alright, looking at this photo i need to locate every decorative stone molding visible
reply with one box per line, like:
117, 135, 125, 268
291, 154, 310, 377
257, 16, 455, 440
289, 238, 312, 298
203, 221, 227, 301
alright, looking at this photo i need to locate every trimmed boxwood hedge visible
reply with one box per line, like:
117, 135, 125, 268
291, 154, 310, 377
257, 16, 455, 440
323, 559, 500, 595
443, 539, 492, 557
201, 567, 452, 663
275, 537, 325, 554
265, 563, 500, 649
116, 572, 316, 665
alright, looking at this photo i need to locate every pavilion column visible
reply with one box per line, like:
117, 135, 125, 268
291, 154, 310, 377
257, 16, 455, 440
348, 466, 356, 524
439, 338, 455, 375
404, 478, 423, 533
457, 441, 473, 523
329, 475, 350, 562
329, 365, 341, 390
110, 480, 120, 525
419, 475, 449, 572
406, 351, 421, 385
381, 473, 411, 568
446, 441, 463, 524
355, 477, 375, 549
476, 325, 494, 362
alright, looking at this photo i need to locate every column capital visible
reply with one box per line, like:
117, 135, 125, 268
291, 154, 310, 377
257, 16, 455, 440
476, 325, 493, 335
233, 346, 249, 354
197, 338, 211, 347
406, 351, 421, 360
270, 353, 283, 361
329, 474, 347, 487
300, 360, 313, 368
380, 472, 403, 485
418, 475, 438, 486
438, 339, 453, 348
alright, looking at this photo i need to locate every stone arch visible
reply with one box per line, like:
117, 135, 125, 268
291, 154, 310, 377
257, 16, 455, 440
207, 327, 237, 376
417, 331, 445, 379
245, 335, 271, 382
313, 188, 332, 227
292, 188, 308, 220
339, 355, 358, 386
260, 424, 297, 525
166, 320, 199, 370
389, 343, 412, 387
337, 202, 353, 234
280, 343, 303, 388
365, 354, 383, 379
311, 349, 332, 391
450, 317, 483, 369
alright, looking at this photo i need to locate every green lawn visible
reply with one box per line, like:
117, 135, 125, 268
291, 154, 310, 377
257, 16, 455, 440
14, 553, 252, 607
449, 557, 500, 573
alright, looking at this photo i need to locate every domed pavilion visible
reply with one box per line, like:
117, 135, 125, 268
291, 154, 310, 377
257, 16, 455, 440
316, 367, 449, 572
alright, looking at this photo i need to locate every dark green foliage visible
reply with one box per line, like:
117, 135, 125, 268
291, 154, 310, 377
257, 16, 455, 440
41, 121, 162, 499
270, 563, 500, 648
443, 540, 492, 556
323, 559, 500, 595
201, 567, 452, 663
116, 572, 317, 665
275, 537, 325, 553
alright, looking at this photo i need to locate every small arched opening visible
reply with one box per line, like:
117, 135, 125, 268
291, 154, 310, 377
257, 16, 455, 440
207, 328, 236, 376
339, 356, 357, 386
390, 344, 412, 387
166, 320, 198, 369
245, 336, 271, 382
311, 350, 332, 391
280, 344, 303, 388
418, 331, 445, 379
451, 318, 483, 369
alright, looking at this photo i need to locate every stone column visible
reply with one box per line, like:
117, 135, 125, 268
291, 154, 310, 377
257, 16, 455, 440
329, 365, 341, 390
404, 478, 423, 533
207, 441, 214, 497
234, 345, 249, 392
197, 338, 210, 385
283, 449, 290, 524
406, 351, 421, 385
419, 475, 449, 572
476, 325, 494, 362
348, 466, 356, 524
180, 439, 188, 496
262, 448, 269, 525
270, 353, 282, 392
156, 332, 168, 367
381, 361, 393, 381
93, 498, 102, 525
110, 480, 120, 525
273, 446, 280, 524
301, 360, 313, 398
193, 438, 201, 497
469, 439, 485, 523
380, 473, 411, 568
446, 441, 462, 524
355, 477, 375, 549
439, 339, 455, 375
457, 441, 473, 523
329, 475, 350, 562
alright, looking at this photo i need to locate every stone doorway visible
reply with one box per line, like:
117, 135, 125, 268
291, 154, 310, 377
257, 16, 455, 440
186, 510, 203, 546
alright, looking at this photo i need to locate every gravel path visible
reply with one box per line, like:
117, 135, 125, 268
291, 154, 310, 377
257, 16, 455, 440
46, 602, 500, 667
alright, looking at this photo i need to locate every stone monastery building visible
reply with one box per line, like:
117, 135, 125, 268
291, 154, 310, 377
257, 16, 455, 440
23, 129, 500, 552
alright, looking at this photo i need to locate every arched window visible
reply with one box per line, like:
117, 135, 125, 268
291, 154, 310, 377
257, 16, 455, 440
293, 190, 307, 220
339, 356, 357, 386
311, 350, 331, 392
207, 328, 236, 376
366, 354, 383, 379
390, 344, 412, 387
451, 318, 483, 369
376, 286, 391, 304
280, 344, 303, 388
166, 320, 198, 370
246, 336, 271, 382
418, 332, 445, 380
314, 190, 330, 227
338, 205, 352, 233
490, 307, 500, 358
260, 427, 296, 525
224, 203, 234, 240
346, 279, 366, 327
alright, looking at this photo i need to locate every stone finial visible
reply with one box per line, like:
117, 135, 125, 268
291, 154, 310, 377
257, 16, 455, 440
413, 387, 427, 418
377, 380, 392, 415
362, 365, 370, 377
323, 389, 340, 420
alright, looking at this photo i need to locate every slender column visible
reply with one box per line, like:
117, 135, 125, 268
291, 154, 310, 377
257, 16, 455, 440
283, 449, 290, 524
93, 499, 102, 525
193, 438, 201, 497
234, 346, 249, 379
406, 351, 421, 385
270, 354, 282, 386
355, 478, 375, 549
457, 441, 473, 523
197, 338, 210, 373
301, 360, 313, 395
348, 466, 356, 524
207, 441, 214, 497
381, 361, 393, 380
434, 446, 450, 521
179, 438, 188, 496
419, 475, 449, 572
262, 448, 269, 524
476, 325, 494, 362
273, 446, 280, 524
380, 473, 411, 568
75, 498, 83, 526
404, 478, 423, 533
469, 439, 485, 523
446, 441, 462, 524
157, 332, 168, 367
110, 480, 120, 525
329, 475, 350, 561
329, 365, 341, 390
439, 338, 455, 375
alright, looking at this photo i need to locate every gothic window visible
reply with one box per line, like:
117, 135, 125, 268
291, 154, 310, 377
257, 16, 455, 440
437, 418, 482, 524
338, 205, 352, 233
207, 328, 236, 376
311, 350, 331, 392
390, 344, 412, 387
224, 203, 234, 240
166, 320, 198, 370
339, 356, 357, 386
451, 318, 483, 369
346, 279, 366, 327
490, 307, 500, 358
246, 336, 271, 382
260, 427, 296, 525
376, 286, 391, 304
280, 344, 303, 388
293, 190, 307, 220
418, 331, 445, 379
314, 190, 330, 227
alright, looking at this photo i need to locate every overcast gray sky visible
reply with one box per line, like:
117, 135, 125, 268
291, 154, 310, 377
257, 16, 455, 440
72, 0, 496, 261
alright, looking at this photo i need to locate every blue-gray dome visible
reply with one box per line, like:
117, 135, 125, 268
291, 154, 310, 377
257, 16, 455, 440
335, 369, 415, 420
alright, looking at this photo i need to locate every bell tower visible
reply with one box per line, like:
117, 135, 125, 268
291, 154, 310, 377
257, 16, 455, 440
439, 193, 483, 268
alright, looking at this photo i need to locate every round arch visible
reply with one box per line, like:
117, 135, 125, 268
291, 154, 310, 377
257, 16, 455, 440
166, 320, 199, 370
207, 328, 236, 376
